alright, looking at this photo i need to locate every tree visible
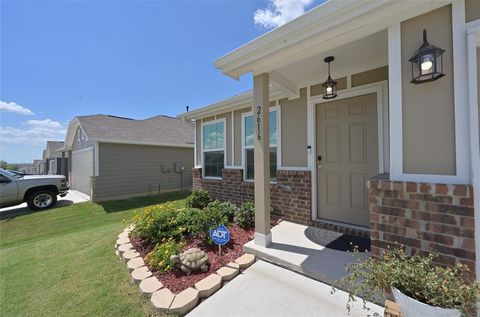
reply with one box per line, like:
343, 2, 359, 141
0, 160, 19, 171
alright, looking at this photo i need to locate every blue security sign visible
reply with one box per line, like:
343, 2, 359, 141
210, 225, 230, 246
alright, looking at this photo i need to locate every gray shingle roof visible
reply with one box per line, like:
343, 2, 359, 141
76, 114, 193, 146
47, 141, 64, 152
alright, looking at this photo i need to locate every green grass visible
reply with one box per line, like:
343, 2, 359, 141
0, 191, 190, 317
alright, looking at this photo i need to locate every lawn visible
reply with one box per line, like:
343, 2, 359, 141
0, 191, 190, 317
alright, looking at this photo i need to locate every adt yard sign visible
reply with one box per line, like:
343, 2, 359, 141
210, 225, 230, 246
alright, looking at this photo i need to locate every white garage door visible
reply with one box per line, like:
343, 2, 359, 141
71, 147, 94, 196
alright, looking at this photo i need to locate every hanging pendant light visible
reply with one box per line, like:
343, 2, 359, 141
409, 29, 445, 84
322, 56, 337, 99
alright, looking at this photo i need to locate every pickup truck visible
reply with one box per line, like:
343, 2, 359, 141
0, 168, 69, 210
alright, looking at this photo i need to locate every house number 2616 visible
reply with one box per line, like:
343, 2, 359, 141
256, 106, 262, 141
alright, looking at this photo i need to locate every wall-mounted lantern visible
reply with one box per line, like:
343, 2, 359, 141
409, 29, 445, 84
322, 56, 337, 100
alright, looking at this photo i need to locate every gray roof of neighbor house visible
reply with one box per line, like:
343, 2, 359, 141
75, 114, 193, 146
47, 141, 64, 152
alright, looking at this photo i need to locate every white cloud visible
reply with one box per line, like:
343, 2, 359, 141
26, 119, 63, 129
254, 0, 314, 29
0, 119, 66, 145
0, 100, 34, 115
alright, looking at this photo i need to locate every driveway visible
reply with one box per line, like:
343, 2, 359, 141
188, 260, 383, 317
0, 190, 89, 219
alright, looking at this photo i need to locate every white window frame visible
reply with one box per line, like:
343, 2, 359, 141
201, 118, 227, 179
241, 106, 280, 182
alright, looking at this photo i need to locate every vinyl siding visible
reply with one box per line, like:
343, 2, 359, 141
280, 88, 308, 167
401, 5, 456, 175
465, 0, 480, 23
93, 143, 193, 201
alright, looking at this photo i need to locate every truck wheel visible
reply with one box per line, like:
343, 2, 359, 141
27, 190, 57, 210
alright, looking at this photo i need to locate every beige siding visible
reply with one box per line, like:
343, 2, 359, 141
401, 5, 456, 175
216, 112, 232, 165
351, 66, 388, 87
280, 88, 308, 167
93, 143, 193, 201
465, 0, 480, 23
233, 105, 252, 165
311, 77, 347, 96
202, 116, 215, 122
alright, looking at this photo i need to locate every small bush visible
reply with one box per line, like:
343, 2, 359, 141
234, 201, 255, 229
131, 202, 185, 244
185, 190, 211, 209
333, 247, 480, 316
146, 238, 184, 272
207, 200, 237, 222
176, 207, 203, 234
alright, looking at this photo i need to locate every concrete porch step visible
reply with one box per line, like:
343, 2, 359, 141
243, 221, 369, 286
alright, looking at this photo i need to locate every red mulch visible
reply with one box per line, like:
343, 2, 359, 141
130, 225, 255, 294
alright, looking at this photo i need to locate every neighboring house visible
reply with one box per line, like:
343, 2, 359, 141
32, 160, 43, 174
43, 141, 68, 176
61, 114, 194, 201
39, 150, 47, 175
179, 1, 480, 275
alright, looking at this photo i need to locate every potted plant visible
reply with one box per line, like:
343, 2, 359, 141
332, 247, 480, 317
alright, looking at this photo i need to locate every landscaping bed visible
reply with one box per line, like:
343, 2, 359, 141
131, 224, 254, 293
127, 190, 256, 294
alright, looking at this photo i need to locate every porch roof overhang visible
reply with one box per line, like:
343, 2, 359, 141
215, 0, 453, 80
177, 87, 287, 121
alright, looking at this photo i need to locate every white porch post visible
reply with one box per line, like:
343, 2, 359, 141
61, 151, 66, 176
253, 73, 272, 247
467, 27, 480, 281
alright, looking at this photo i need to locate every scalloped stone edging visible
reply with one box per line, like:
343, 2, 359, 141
115, 226, 256, 316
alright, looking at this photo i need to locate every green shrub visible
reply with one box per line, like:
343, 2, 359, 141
146, 238, 184, 272
234, 201, 255, 229
185, 190, 211, 209
207, 200, 237, 222
131, 202, 185, 244
333, 247, 480, 316
176, 205, 228, 243
176, 207, 202, 234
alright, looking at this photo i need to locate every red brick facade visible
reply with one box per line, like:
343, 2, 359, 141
192, 168, 312, 225
368, 176, 475, 271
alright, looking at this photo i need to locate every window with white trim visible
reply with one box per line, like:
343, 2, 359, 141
202, 120, 225, 178
244, 110, 277, 181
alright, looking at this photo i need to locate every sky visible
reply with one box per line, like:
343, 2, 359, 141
1, 0, 320, 163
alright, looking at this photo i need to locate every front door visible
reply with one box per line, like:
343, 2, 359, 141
316, 93, 379, 227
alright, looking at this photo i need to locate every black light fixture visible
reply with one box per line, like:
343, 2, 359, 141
322, 56, 337, 99
409, 29, 445, 84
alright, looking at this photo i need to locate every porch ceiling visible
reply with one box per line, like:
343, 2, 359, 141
272, 30, 388, 89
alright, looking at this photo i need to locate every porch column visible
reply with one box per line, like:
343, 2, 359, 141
253, 73, 272, 247
68, 150, 72, 182
61, 151, 66, 176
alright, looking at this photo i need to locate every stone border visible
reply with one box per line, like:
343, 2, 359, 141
115, 226, 256, 316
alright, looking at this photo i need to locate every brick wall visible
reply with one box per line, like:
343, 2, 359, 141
368, 176, 475, 271
192, 168, 312, 225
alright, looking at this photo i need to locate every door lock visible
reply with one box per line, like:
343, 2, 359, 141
317, 155, 322, 161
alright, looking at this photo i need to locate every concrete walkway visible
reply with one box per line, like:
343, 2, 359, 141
0, 190, 90, 218
188, 260, 383, 317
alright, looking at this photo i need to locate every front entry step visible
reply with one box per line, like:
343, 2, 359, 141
243, 221, 370, 286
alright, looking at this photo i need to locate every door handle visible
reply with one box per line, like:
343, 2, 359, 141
317, 164, 323, 169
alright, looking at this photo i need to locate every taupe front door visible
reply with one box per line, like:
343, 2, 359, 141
316, 93, 379, 227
